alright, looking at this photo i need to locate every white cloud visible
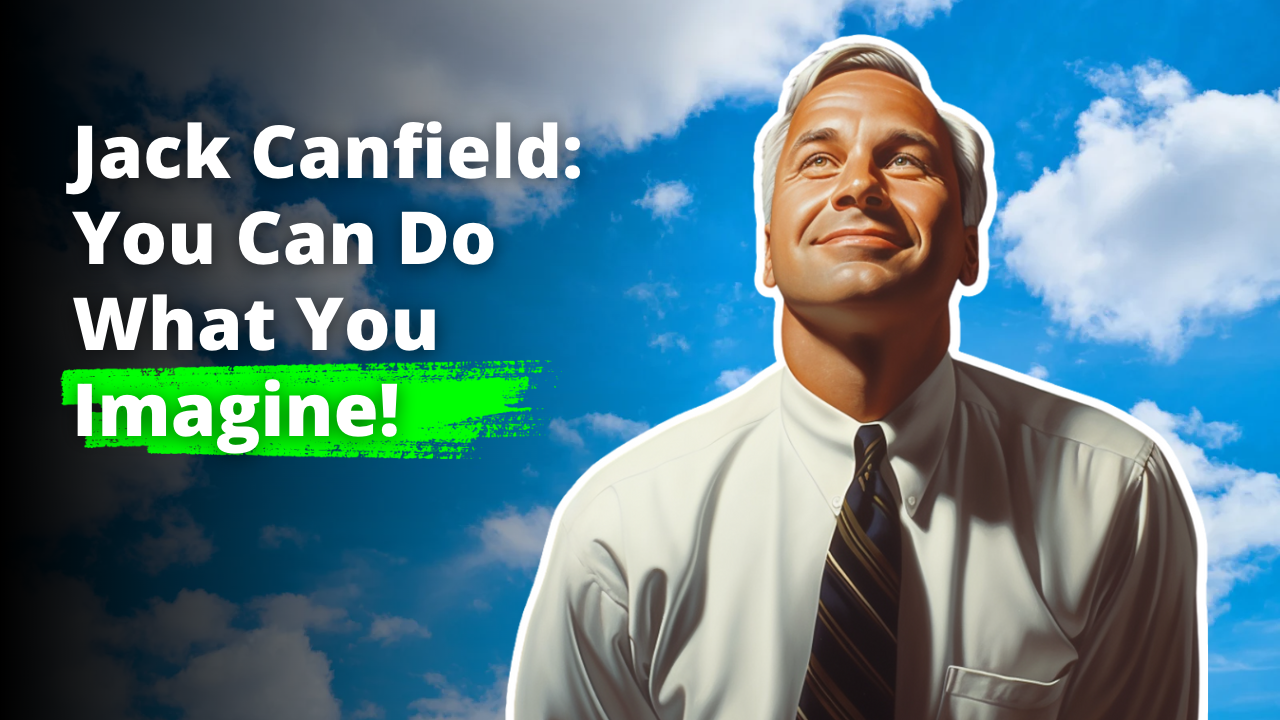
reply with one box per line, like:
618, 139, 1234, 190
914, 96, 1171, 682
852, 0, 955, 30
1131, 402, 1260, 494
53, 449, 196, 530
56, 1, 951, 223
650, 332, 691, 352
410, 671, 506, 720
1000, 62, 1280, 358
1130, 401, 1280, 614
547, 418, 585, 450
582, 413, 651, 440
260, 525, 316, 549
1207, 652, 1280, 673
25, 579, 351, 720
464, 506, 553, 570
715, 305, 736, 327
550, 413, 650, 449
66, 2, 947, 148
636, 181, 693, 221
716, 366, 756, 391
155, 627, 341, 720
715, 281, 750, 327
352, 701, 386, 720
134, 589, 239, 663
133, 589, 355, 664
136, 507, 215, 574
625, 281, 679, 319
251, 593, 356, 634
1174, 408, 1242, 449
712, 338, 739, 352
366, 614, 431, 646
1027, 363, 1049, 380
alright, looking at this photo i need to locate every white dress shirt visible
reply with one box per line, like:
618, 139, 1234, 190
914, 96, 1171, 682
510, 353, 1201, 719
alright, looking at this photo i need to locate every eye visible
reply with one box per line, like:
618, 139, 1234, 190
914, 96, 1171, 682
799, 153, 837, 173
885, 153, 929, 174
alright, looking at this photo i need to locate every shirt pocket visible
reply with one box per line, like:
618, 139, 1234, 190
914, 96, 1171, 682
934, 665, 1069, 720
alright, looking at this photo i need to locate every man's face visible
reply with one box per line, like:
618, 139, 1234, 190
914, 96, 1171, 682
764, 69, 978, 328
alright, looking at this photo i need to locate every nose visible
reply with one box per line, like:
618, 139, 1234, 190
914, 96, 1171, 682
830, 152, 888, 211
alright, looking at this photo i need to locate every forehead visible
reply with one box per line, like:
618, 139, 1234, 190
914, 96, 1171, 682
787, 69, 946, 142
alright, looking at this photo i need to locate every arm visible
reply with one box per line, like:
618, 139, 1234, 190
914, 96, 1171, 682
510, 488, 658, 720
1058, 445, 1203, 719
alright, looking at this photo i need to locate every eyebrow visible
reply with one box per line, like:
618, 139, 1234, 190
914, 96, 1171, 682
883, 129, 939, 152
789, 127, 838, 152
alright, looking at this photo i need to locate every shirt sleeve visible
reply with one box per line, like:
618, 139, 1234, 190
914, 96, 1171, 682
510, 487, 659, 720
1058, 444, 1202, 719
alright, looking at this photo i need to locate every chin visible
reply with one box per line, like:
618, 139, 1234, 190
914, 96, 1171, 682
824, 269, 903, 302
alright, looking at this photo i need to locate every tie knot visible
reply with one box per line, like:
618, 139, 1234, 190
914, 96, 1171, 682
855, 423, 886, 466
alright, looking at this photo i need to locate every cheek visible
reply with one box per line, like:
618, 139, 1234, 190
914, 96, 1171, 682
893, 182, 954, 242
772, 183, 829, 239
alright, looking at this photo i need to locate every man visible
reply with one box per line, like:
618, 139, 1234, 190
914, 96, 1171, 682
509, 36, 1204, 720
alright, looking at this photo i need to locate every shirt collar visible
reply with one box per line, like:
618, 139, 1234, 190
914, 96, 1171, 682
779, 353, 956, 518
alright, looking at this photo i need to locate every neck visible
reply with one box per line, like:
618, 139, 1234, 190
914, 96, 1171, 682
779, 303, 950, 421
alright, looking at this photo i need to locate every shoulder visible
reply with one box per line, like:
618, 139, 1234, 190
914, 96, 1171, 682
949, 353, 1200, 572
552, 364, 785, 540
951, 352, 1156, 466
535, 366, 784, 601
949, 355, 1201, 625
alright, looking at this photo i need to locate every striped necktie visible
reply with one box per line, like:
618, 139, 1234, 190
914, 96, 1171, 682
797, 424, 901, 720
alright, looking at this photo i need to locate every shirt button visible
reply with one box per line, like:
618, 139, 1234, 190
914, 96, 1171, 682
907, 496, 917, 507
831, 496, 842, 509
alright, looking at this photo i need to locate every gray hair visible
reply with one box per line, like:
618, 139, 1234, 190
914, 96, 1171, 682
759, 39, 988, 228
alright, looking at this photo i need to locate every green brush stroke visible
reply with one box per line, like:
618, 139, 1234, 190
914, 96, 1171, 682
61, 362, 544, 458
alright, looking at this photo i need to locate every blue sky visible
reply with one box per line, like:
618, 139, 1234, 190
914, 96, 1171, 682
17, 0, 1279, 718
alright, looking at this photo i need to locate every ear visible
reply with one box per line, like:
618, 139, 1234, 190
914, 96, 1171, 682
762, 223, 777, 288
958, 225, 980, 287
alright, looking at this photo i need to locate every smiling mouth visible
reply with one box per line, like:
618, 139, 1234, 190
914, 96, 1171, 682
812, 227, 907, 249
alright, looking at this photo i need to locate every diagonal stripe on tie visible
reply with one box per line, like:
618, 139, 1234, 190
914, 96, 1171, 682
798, 424, 900, 720
815, 601, 894, 697
822, 552, 897, 644
833, 504, 900, 602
